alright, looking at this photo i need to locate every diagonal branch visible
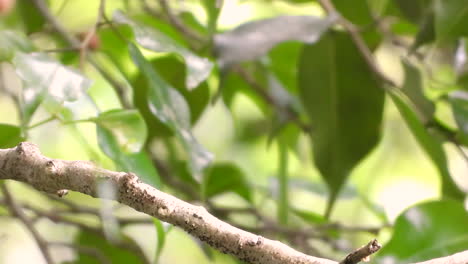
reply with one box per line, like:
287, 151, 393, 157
1, 142, 467, 264
0, 142, 335, 264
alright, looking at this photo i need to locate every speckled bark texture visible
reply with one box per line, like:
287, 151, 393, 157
0, 143, 335, 264
0, 142, 467, 264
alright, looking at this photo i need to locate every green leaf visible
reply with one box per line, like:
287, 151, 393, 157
411, 12, 435, 51
201, 0, 221, 34
400, 60, 435, 123
389, 91, 464, 200
377, 200, 468, 263
297, 31, 385, 217
17, 1, 46, 34
203, 163, 252, 202
73, 230, 144, 264
449, 91, 468, 142
129, 43, 213, 180
12, 52, 92, 122
292, 209, 327, 225
132, 55, 210, 125
97, 126, 161, 188
434, 0, 468, 42
0, 31, 35, 61
13, 52, 92, 102
0, 124, 24, 148
214, 15, 336, 69
93, 109, 147, 154
332, 0, 375, 26
392, 0, 432, 23
113, 11, 213, 90
153, 219, 171, 263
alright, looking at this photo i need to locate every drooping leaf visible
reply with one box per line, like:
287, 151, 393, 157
400, 60, 435, 123
113, 11, 213, 90
214, 15, 337, 69
449, 90, 468, 143
97, 126, 161, 188
434, 0, 468, 42
390, 90, 464, 200
203, 162, 252, 202
0, 31, 35, 61
129, 43, 213, 180
377, 200, 468, 263
73, 230, 144, 264
131, 55, 210, 126
297, 31, 385, 217
0, 124, 24, 148
93, 109, 147, 154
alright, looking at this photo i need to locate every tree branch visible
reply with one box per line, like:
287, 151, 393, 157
0, 142, 335, 264
0, 142, 466, 264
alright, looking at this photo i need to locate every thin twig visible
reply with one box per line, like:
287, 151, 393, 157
0, 184, 55, 264
156, 0, 204, 43
339, 239, 381, 264
31, 0, 132, 109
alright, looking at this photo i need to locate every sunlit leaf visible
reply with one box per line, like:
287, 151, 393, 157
377, 200, 468, 263
113, 11, 213, 90
434, 0, 468, 42
12, 52, 92, 122
73, 230, 144, 264
214, 15, 336, 69
298, 31, 385, 217
204, 162, 252, 202
0, 31, 35, 61
93, 109, 147, 153
129, 43, 213, 180
13, 52, 92, 102
0, 124, 24, 148
390, 90, 464, 200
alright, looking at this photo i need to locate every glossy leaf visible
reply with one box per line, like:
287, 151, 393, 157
298, 31, 385, 216
377, 200, 468, 263
0, 31, 35, 61
332, 0, 375, 26
129, 43, 213, 179
113, 11, 213, 90
73, 230, 144, 264
97, 126, 161, 188
13, 52, 92, 102
400, 60, 435, 123
214, 15, 336, 69
203, 163, 252, 202
390, 91, 464, 200
0, 124, 24, 148
93, 109, 147, 153
434, 0, 468, 42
